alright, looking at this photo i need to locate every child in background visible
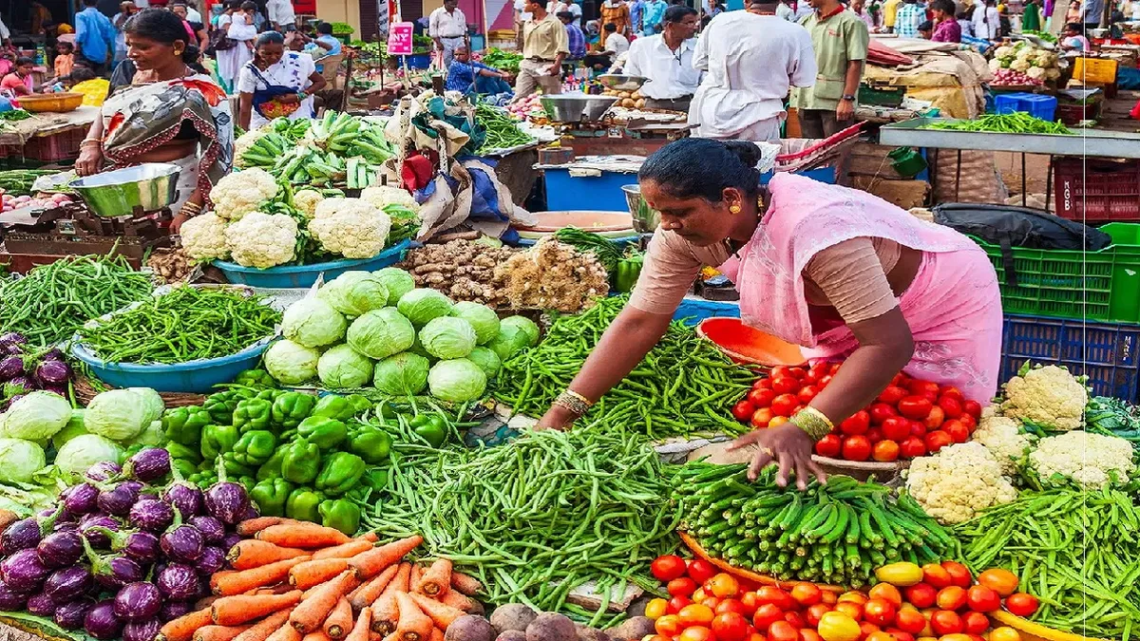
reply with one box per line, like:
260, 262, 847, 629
0, 57, 36, 100
917, 19, 934, 37
53, 42, 74, 80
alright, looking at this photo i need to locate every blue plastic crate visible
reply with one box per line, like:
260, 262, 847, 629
543, 167, 635, 212
213, 240, 411, 288
994, 93, 1058, 122
1000, 314, 1140, 401
674, 296, 741, 326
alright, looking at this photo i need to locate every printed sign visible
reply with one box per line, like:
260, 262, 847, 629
387, 22, 414, 55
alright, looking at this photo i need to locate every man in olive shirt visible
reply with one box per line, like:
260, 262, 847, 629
514, 0, 570, 100
791, 0, 869, 138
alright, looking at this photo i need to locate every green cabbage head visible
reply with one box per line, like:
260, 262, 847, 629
487, 324, 532, 362
373, 352, 430, 395
420, 317, 477, 360
0, 438, 46, 483
0, 391, 72, 441
451, 302, 501, 345
318, 344, 375, 388
397, 289, 453, 326
282, 297, 348, 348
373, 268, 416, 305
129, 388, 165, 425
427, 358, 487, 403
52, 410, 88, 451
265, 339, 321, 385
319, 271, 390, 317
347, 308, 416, 359
85, 389, 156, 442
466, 347, 502, 379
500, 316, 540, 346
55, 434, 124, 475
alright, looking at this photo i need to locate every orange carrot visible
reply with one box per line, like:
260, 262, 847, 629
413, 560, 451, 598
290, 559, 352, 590
302, 631, 333, 641
349, 564, 399, 612
324, 598, 355, 640
409, 566, 422, 592
258, 524, 352, 549
194, 624, 254, 641
394, 592, 433, 641
197, 596, 222, 610
361, 532, 379, 543
438, 591, 477, 613
448, 572, 482, 597
348, 536, 423, 580
212, 591, 304, 626
229, 540, 311, 570
313, 539, 376, 561
237, 517, 292, 536
344, 608, 373, 641
290, 570, 358, 634
368, 563, 410, 635
159, 608, 214, 641
266, 624, 303, 641
213, 558, 311, 596
429, 629, 444, 641
406, 594, 464, 630
232, 610, 295, 641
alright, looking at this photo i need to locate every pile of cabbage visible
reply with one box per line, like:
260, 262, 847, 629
263, 268, 539, 403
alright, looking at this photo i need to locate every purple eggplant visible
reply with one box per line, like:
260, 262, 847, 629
0, 355, 25, 381
26, 591, 56, 616
123, 618, 162, 641
7, 375, 33, 392
35, 359, 72, 386
1, 508, 64, 555
98, 481, 145, 516
55, 598, 93, 630
86, 462, 123, 483
41, 383, 69, 397
85, 600, 124, 640
43, 565, 94, 604
113, 582, 162, 622
125, 448, 171, 483
37, 530, 86, 568
64, 483, 101, 516
204, 472, 251, 526
54, 521, 80, 533
79, 514, 121, 549
41, 347, 65, 362
0, 332, 26, 353
129, 499, 174, 532
92, 527, 161, 565
159, 600, 194, 623
189, 516, 224, 544
195, 546, 226, 577
156, 563, 199, 601
1, 548, 50, 592
83, 537, 145, 590
160, 522, 204, 564
221, 533, 242, 553
165, 475, 204, 520
239, 504, 260, 521
0, 578, 27, 610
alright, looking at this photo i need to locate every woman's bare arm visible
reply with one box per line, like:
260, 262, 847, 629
237, 91, 253, 131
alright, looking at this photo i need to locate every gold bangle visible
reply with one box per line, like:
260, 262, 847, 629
792, 406, 834, 441
554, 391, 591, 418
79, 139, 101, 148
181, 201, 203, 213
564, 389, 593, 408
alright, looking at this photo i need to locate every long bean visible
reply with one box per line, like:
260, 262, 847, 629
923, 113, 1073, 135
475, 103, 535, 154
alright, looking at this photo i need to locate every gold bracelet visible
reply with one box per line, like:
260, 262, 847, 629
79, 139, 101, 148
181, 201, 203, 213
792, 406, 834, 441
564, 389, 593, 408
553, 391, 591, 418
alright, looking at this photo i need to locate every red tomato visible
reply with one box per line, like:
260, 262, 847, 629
829, 363, 842, 375
922, 564, 952, 589
739, 592, 760, 617
772, 377, 801, 395
936, 587, 967, 611
962, 612, 989, 634
807, 362, 830, 383
818, 375, 834, 388
938, 396, 964, 419
706, 574, 741, 599
868, 585, 903, 609
805, 604, 832, 627
964, 586, 1000, 613
771, 366, 795, 380
790, 583, 822, 607
942, 561, 973, 589
842, 435, 872, 462
688, 559, 717, 585
908, 420, 927, 438
755, 378, 772, 390
866, 428, 883, 444
872, 440, 900, 462
751, 408, 773, 428
938, 420, 966, 444
712, 612, 751, 641
756, 587, 795, 611
899, 436, 926, 459
891, 372, 910, 387
652, 555, 688, 582
790, 367, 808, 379
908, 380, 941, 397
753, 604, 785, 633
897, 396, 933, 420
862, 599, 897, 627
924, 430, 953, 454
669, 596, 694, 614
960, 413, 977, 432
784, 611, 806, 629
1005, 593, 1039, 617
877, 385, 908, 405
815, 434, 842, 458
963, 399, 982, 419
940, 386, 964, 401
669, 578, 699, 597
768, 621, 799, 641
923, 406, 945, 430
678, 604, 716, 627
930, 611, 963, 636
881, 417, 911, 442
655, 616, 684, 637
978, 569, 1020, 597
865, 632, 896, 641
839, 411, 871, 435
885, 629, 914, 641
799, 629, 823, 641
770, 416, 790, 428
835, 602, 863, 622
732, 401, 757, 422
797, 386, 819, 404
679, 626, 714, 641
859, 621, 880, 638
894, 609, 927, 635
717, 600, 747, 616
771, 394, 798, 418
904, 583, 937, 609
868, 403, 897, 425
748, 389, 776, 408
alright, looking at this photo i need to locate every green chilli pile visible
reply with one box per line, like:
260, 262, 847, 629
674, 463, 954, 588
494, 296, 753, 437
357, 428, 680, 623
474, 103, 535, 154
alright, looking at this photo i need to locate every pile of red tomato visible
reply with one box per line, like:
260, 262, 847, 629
730, 365, 984, 462
644, 556, 1038, 641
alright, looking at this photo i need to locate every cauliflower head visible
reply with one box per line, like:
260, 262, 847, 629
313, 197, 377, 221
989, 59, 1004, 72
971, 412, 1032, 475
1001, 365, 1087, 431
1026, 66, 1046, 80
224, 212, 298, 269
1010, 59, 1030, 72
904, 442, 1018, 525
233, 129, 266, 168
994, 46, 1013, 58
179, 212, 230, 262
1028, 431, 1135, 489
309, 206, 392, 260
361, 186, 420, 212
294, 189, 324, 219
211, 168, 279, 221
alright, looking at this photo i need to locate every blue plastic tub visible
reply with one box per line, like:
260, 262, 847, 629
214, 240, 411, 288
543, 168, 634, 212
994, 93, 1058, 122
71, 338, 272, 394
399, 54, 432, 70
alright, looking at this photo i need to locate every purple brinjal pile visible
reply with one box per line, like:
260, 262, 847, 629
0, 447, 255, 640
0, 332, 74, 410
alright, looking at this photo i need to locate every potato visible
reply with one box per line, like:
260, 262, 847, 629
609, 617, 655, 641
618, 91, 631, 99
622, 98, 635, 108
491, 604, 538, 634
447, 616, 497, 641
526, 613, 577, 641
634, 99, 645, 109
632, 91, 641, 99
574, 625, 611, 641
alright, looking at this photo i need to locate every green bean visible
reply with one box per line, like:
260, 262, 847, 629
923, 113, 1073, 136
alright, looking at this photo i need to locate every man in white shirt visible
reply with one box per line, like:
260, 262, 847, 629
623, 5, 702, 111
266, 0, 295, 29
548, 0, 583, 24
688, 0, 816, 141
776, 0, 796, 19
603, 23, 630, 54
430, 0, 468, 69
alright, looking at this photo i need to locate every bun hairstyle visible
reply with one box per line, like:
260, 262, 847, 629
638, 138, 762, 202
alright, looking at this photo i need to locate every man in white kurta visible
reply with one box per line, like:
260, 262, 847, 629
430, 0, 468, 69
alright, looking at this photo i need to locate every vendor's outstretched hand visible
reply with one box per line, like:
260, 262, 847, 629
727, 423, 827, 490
535, 404, 576, 431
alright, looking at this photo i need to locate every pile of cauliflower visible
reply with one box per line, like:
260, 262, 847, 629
971, 409, 1033, 475
1001, 364, 1087, 431
1026, 431, 1135, 489
904, 442, 1019, 525
989, 43, 1061, 85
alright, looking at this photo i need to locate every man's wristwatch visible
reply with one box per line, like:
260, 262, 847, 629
841, 94, 856, 101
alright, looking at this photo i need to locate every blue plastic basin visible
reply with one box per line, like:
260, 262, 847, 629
213, 240, 411, 288
71, 338, 272, 394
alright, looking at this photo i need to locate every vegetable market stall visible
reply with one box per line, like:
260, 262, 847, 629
0, 107, 100, 164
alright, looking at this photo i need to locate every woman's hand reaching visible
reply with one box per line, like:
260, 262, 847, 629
75, 145, 103, 177
727, 423, 828, 489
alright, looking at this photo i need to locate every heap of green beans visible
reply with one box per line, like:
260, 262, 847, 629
0, 254, 154, 347
495, 296, 754, 438
475, 103, 535, 154
676, 463, 953, 588
0, 169, 59, 196
953, 487, 1140, 640
77, 286, 281, 364
357, 429, 680, 624
923, 113, 1073, 135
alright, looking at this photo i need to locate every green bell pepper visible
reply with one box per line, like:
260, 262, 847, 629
297, 416, 348, 450
315, 452, 366, 496
172, 457, 198, 479
281, 439, 322, 485
318, 498, 361, 536
346, 394, 373, 415
256, 449, 287, 481
614, 252, 644, 293
201, 424, 240, 460
251, 477, 294, 517
232, 430, 278, 466
161, 406, 212, 446
203, 389, 255, 425
235, 369, 278, 389
238, 476, 257, 493
256, 389, 284, 403
233, 398, 273, 434
312, 395, 356, 422
271, 392, 317, 430
166, 442, 202, 464
221, 452, 258, 478
286, 487, 325, 522
348, 426, 392, 465
409, 414, 448, 448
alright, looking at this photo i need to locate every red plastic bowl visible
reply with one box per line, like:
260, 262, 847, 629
696, 317, 806, 367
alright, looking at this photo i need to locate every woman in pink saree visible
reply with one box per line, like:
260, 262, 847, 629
538, 138, 1001, 487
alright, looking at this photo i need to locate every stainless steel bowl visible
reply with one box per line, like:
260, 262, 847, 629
622, 184, 659, 233
70, 163, 182, 218
597, 74, 648, 92
540, 94, 618, 122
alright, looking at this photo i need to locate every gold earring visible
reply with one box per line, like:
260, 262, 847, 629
729, 204, 741, 215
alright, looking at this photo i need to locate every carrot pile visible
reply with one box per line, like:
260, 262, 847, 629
158, 517, 484, 641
